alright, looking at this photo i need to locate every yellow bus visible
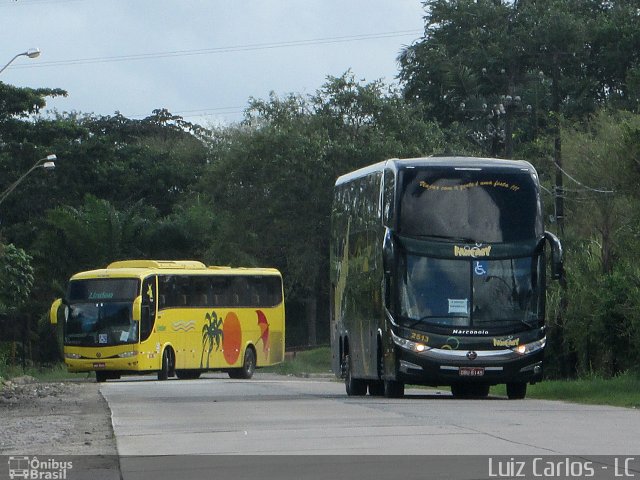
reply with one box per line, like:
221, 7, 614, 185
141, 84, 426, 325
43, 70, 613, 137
50, 260, 285, 382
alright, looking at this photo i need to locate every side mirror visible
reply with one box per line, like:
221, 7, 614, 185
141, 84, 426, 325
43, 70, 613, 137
49, 299, 61, 325
382, 228, 395, 275
132, 295, 142, 321
49, 298, 65, 325
544, 231, 564, 281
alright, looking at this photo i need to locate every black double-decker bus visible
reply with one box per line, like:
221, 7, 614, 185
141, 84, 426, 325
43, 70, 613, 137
330, 157, 563, 399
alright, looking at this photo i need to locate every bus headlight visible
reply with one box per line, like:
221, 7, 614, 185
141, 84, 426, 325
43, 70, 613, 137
391, 330, 430, 353
117, 351, 138, 358
511, 337, 546, 356
64, 353, 81, 359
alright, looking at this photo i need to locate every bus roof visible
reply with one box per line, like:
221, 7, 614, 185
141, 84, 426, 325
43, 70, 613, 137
69, 260, 281, 281
108, 260, 207, 270
335, 156, 537, 186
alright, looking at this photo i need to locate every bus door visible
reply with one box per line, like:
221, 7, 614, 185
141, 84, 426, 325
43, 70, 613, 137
140, 275, 157, 342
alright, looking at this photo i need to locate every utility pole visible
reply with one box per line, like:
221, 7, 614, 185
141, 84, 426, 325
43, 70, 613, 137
550, 52, 570, 376
551, 53, 564, 235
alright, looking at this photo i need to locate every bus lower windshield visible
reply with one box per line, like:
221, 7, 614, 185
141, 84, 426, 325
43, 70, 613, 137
65, 278, 139, 346
397, 253, 542, 331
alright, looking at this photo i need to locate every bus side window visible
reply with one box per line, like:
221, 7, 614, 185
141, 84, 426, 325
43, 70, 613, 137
265, 276, 282, 307
211, 277, 230, 307
158, 275, 177, 309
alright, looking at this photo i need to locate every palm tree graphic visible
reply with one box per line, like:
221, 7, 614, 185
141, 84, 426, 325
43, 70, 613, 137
200, 311, 223, 368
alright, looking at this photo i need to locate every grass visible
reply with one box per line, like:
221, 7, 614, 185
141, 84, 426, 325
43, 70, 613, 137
0, 363, 85, 384
492, 372, 640, 408
261, 346, 333, 376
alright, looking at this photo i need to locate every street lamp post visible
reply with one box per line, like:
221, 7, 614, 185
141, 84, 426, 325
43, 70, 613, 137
0, 154, 57, 206
0, 48, 41, 76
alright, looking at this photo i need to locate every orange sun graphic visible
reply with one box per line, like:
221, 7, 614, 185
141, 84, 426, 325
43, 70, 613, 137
222, 312, 242, 365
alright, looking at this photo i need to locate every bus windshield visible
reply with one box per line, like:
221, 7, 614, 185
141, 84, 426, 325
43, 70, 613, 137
398, 253, 542, 331
398, 167, 542, 243
65, 278, 139, 346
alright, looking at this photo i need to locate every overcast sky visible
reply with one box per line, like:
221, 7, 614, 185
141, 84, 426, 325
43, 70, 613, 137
1, 0, 425, 127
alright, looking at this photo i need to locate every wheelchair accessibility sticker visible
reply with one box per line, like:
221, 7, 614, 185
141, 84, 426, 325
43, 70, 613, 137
474, 261, 488, 276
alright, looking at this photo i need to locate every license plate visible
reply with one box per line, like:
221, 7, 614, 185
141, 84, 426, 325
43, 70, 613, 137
93, 362, 106, 368
459, 367, 485, 377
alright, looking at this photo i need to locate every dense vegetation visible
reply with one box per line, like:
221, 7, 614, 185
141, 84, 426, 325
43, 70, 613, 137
1, 0, 639, 379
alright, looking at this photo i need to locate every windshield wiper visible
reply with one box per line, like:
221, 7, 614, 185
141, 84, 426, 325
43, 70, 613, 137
409, 234, 481, 244
404, 315, 466, 330
519, 316, 541, 329
488, 317, 539, 329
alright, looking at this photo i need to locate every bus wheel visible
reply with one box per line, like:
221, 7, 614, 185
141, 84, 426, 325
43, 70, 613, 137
158, 349, 171, 381
384, 379, 404, 398
229, 347, 256, 379
345, 355, 367, 396
96, 371, 108, 383
506, 382, 527, 399
368, 342, 385, 396
368, 381, 385, 396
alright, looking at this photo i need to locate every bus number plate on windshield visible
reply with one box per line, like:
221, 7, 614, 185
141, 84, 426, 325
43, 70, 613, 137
459, 367, 485, 377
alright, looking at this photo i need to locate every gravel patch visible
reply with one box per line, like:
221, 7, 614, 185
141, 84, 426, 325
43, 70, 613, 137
0, 376, 117, 456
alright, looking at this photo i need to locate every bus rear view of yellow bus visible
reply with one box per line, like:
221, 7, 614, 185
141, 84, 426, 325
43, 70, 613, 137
50, 260, 285, 382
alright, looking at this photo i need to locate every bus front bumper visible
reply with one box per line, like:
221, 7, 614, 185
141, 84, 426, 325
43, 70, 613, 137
395, 346, 544, 386
64, 352, 144, 372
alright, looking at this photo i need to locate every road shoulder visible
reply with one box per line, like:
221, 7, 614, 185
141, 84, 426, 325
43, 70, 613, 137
1, 375, 118, 457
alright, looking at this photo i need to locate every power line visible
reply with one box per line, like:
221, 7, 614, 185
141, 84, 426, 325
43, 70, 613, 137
0, 0, 84, 7
554, 161, 615, 194
540, 184, 554, 196
11, 30, 423, 69
129, 106, 246, 120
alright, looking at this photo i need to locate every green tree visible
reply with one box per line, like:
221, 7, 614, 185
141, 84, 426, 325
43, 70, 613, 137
398, 0, 639, 158
0, 82, 66, 121
202, 73, 443, 346
0, 243, 34, 367
557, 110, 640, 376
35, 195, 155, 281
0, 243, 34, 316
205, 96, 329, 344
148, 199, 220, 260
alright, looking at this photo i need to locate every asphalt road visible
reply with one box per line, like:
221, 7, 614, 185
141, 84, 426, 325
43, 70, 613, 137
99, 373, 640, 479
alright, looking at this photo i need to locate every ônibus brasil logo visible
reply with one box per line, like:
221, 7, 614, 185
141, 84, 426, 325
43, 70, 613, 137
7, 456, 73, 479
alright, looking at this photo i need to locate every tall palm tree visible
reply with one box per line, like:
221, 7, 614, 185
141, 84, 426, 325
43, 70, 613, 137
200, 311, 223, 368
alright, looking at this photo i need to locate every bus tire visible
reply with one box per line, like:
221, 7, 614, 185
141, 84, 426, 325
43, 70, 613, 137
229, 347, 256, 379
368, 344, 385, 396
96, 371, 108, 383
368, 381, 385, 396
158, 349, 171, 381
384, 379, 404, 398
506, 382, 527, 399
345, 354, 367, 396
